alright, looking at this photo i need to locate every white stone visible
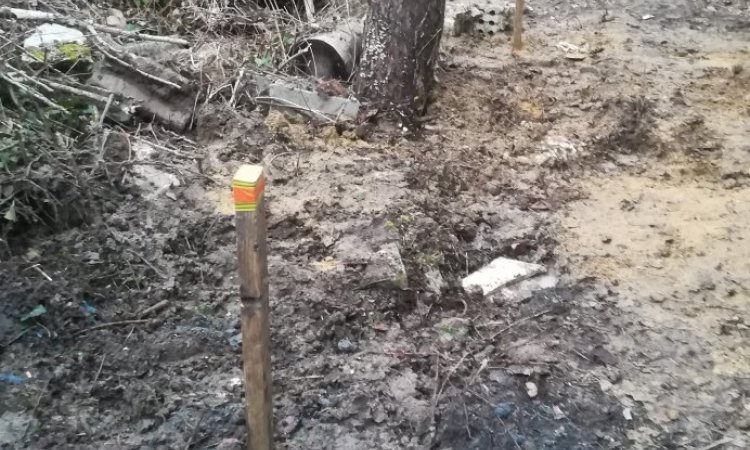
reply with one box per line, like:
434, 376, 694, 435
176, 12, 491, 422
462, 257, 545, 296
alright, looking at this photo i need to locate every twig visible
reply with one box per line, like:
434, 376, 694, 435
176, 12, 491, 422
126, 249, 168, 279
22, 378, 51, 441
228, 67, 245, 108
697, 438, 735, 450
463, 401, 472, 439
98, 94, 115, 127
1, 326, 34, 347
184, 411, 206, 450
0, 73, 65, 111
74, 319, 153, 336
486, 309, 553, 342
86, 25, 183, 90
43, 79, 123, 109
92, 354, 106, 385
22, 264, 53, 281
137, 300, 169, 318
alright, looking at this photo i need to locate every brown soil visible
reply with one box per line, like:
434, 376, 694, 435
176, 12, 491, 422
2, 1, 750, 449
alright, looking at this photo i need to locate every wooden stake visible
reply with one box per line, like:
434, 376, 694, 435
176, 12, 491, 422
233, 165, 273, 450
512, 0, 525, 52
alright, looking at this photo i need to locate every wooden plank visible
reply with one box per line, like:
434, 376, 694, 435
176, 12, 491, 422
513, 0, 525, 52
233, 165, 273, 450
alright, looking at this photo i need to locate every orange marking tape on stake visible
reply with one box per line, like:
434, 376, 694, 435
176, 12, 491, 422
232, 165, 265, 212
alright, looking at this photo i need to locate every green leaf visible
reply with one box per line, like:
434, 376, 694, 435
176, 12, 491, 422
21, 305, 47, 322
254, 55, 272, 68
4, 201, 16, 222
124, 23, 139, 32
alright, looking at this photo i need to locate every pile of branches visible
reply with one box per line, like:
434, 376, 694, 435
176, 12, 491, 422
0, 3, 194, 243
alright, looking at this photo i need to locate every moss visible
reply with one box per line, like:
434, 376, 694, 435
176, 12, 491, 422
28, 49, 46, 62
57, 43, 92, 61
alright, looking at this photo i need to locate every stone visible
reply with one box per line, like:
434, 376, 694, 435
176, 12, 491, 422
105, 9, 127, 28
463, 256, 546, 296
494, 402, 515, 419
525, 381, 538, 398
337, 338, 355, 353
363, 243, 408, 289
424, 267, 444, 294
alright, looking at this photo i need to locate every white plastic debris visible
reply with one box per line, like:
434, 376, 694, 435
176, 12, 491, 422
462, 256, 545, 296
24, 23, 86, 48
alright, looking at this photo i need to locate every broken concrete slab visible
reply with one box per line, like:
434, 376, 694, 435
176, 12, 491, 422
499, 274, 558, 303
89, 67, 192, 131
257, 82, 360, 122
462, 256, 546, 296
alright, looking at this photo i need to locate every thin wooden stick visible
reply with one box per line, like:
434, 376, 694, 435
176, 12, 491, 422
233, 165, 273, 450
74, 319, 152, 335
512, 0, 525, 52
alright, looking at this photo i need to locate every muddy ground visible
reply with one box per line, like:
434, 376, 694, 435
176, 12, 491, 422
2, 0, 750, 448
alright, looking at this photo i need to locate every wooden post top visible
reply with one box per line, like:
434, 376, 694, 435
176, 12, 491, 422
232, 165, 265, 213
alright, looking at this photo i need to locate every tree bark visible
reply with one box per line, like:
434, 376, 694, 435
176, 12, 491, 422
355, 0, 445, 123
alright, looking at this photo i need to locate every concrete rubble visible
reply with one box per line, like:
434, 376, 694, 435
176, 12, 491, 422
462, 256, 546, 297
253, 77, 361, 122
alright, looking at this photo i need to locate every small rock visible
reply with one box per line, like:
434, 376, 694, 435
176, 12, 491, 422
363, 243, 408, 289
228, 333, 242, 351
337, 338, 355, 353
590, 345, 617, 366
737, 416, 750, 430
434, 317, 470, 343
525, 381, 538, 398
553, 405, 565, 420
623, 408, 633, 421
666, 409, 679, 421
494, 402, 515, 419
424, 267, 444, 294
278, 415, 300, 436
105, 8, 127, 28
599, 379, 613, 392
642, 14, 655, 20
215, 438, 243, 450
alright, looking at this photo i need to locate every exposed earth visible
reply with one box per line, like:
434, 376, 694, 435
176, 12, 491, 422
2, 1, 750, 449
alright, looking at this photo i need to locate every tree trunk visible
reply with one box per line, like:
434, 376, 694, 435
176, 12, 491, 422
355, 0, 445, 123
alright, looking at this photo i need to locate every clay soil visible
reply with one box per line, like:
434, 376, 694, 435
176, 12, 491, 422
2, 1, 750, 449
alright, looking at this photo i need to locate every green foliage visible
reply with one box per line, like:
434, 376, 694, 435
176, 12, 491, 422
0, 140, 19, 171
253, 53, 273, 68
